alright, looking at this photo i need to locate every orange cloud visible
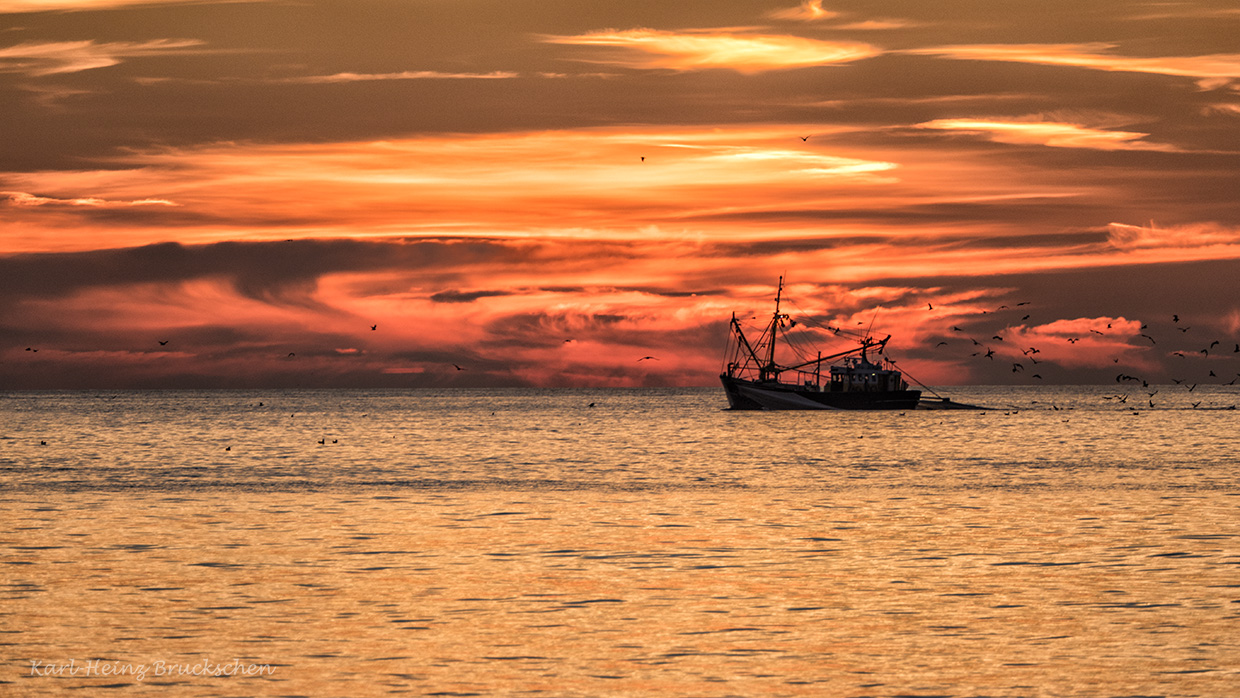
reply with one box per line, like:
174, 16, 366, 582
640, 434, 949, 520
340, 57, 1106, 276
0, 126, 902, 253
5, 125, 1239, 282
1108, 221, 1240, 250
3, 0, 212, 10
767, 1, 839, 22
3, 191, 177, 208
915, 118, 1177, 151
544, 28, 879, 73
282, 70, 519, 83
907, 43, 1240, 87
0, 39, 205, 76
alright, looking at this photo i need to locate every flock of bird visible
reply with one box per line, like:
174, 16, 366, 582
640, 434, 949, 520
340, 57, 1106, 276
925, 303, 1239, 409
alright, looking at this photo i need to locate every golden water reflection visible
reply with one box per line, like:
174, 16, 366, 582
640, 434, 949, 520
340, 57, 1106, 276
4, 489, 1237, 696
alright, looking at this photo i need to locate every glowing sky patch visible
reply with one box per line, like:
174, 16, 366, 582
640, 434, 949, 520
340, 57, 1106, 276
544, 28, 879, 73
3, 0, 1239, 388
909, 43, 1240, 85
767, 1, 839, 22
915, 119, 1177, 151
0, 39, 205, 76
284, 71, 520, 84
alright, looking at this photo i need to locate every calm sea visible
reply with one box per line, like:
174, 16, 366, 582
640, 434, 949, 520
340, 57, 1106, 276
2, 386, 1238, 696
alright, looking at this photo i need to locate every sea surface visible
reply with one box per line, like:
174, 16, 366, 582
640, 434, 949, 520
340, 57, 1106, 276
2, 386, 1238, 697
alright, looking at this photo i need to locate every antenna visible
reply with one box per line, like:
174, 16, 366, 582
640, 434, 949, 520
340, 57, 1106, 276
865, 307, 880, 339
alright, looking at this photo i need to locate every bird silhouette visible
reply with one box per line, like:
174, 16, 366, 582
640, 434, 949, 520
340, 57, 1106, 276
1177, 326, 1191, 332
370, 324, 377, 331
453, 364, 466, 370
800, 135, 810, 141
638, 356, 658, 361
159, 340, 168, 346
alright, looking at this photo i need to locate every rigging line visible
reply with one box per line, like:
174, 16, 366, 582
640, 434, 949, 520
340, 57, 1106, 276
892, 362, 946, 400
783, 297, 867, 353
865, 307, 880, 340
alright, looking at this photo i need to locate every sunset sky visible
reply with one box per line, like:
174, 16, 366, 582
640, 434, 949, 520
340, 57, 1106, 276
3, 0, 1239, 389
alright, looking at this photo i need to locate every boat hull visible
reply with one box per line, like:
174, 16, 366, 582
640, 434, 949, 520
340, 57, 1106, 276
720, 375, 921, 411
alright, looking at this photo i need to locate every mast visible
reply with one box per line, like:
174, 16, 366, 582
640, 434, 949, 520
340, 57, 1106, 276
768, 276, 783, 372
759, 275, 792, 382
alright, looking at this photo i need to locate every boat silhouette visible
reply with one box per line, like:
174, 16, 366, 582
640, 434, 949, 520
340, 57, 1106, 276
720, 277, 922, 410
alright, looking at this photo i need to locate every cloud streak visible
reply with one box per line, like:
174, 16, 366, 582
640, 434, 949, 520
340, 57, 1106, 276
908, 43, 1240, 87
0, 39, 205, 76
282, 70, 519, 84
767, 1, 839, 22
915, 118, 1179, 151
544, 28, 879, 73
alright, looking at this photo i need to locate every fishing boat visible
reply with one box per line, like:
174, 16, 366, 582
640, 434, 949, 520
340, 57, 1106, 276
720, 278, 922, 410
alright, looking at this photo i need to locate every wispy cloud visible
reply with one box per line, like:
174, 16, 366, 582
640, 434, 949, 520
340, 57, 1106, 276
282, 70, 519, 84
1108, 221, 1240, 250
767, 1, 839, 22
0, 126, 907, 253
0, 39, 204, 76
907, 43, 1240, 88
915, 118, 1178, 151
2, 0, 250, 11
2, 191, 177, 207
835, 20, 919, 31
544, 28, 879, 73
